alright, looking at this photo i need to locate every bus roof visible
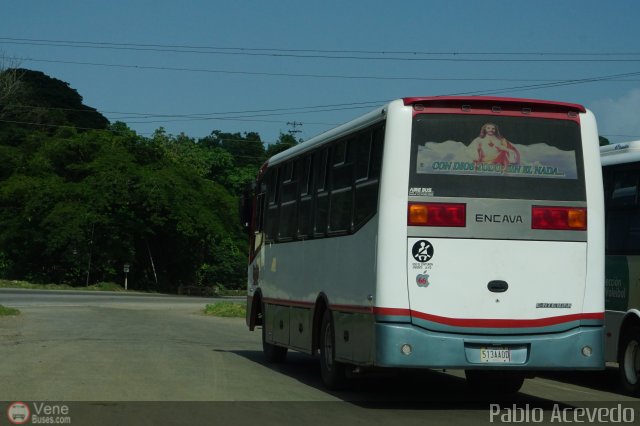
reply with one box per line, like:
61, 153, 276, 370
403, 96, 586, 113
600, 140, 640, 166
267, 104, 387, 167
266, 96, 587, 170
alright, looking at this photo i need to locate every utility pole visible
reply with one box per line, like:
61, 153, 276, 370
287, 121, 303, 136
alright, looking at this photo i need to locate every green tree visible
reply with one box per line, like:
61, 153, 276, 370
0, 69, 251, 292
199, 130, 265, 168
0, 69, 108, 131
0, 59, 23, 117
198, 130, 267, 194
0, 127, 247, 290
265, 132, 300, 157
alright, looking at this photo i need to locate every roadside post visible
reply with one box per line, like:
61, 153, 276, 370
123, 263, 130, 291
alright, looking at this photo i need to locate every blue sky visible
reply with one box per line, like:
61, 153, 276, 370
2, 0, 640, 145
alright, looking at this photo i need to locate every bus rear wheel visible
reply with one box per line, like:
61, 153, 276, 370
261, 303, 287, 363
619, 326, 640, 395
319, 310, 347, 389
465, 370, 525, 394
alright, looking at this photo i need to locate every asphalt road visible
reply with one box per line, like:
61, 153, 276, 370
1, 288, 638, 425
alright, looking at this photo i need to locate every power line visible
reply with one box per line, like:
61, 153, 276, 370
445, 70, 640, 97
114, 105, 384, 124
17, 57, 471, 81
5, 103, 378, 127
6, 100, 382, 118
5, 69, 640, 127
13, 56, 640, 84
3, 37, 640, 62
5, 56, 640, 143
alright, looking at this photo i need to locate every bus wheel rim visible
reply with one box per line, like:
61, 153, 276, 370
323, 323, 333, 371
623, 340, 639, 386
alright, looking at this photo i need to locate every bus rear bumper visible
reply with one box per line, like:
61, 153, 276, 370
374, 323, 604, 370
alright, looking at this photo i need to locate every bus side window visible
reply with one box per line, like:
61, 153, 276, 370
611, 170, 638, 207
354, 130, 375, 228
261, 123, 384, 243
252, 184, 266, 256
314, 148, 330, 237
265, 168, 280, 243
329, 139, 354, 234
278, 161, 298, 241
354, 131, 372, 181
370, 124, 384, 179
298, 155, 314, 239
353, 125, 384, 229
255, 181, 266, 232
605, 165, 640, 253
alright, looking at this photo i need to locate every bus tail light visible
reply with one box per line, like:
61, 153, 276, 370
531, 206, 587, 231
408, 202, 466, 227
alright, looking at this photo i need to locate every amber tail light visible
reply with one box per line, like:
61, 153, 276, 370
531, 206, 587, 231
408, 202, 466, 227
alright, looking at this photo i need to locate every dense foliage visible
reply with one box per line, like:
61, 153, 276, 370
0, 69, 298, 292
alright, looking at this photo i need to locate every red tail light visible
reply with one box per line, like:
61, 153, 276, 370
408, 202, 466, 227
531, 206, 587, 231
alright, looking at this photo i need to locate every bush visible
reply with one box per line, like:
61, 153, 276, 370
203, 302, 245, 318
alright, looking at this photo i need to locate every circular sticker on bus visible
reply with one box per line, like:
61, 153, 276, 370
411, 240, 434, 262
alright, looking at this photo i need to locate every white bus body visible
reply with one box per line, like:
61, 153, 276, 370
245, 97, 605, 391
601, 140, 640, 395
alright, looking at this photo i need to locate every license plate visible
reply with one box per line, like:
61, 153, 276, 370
480, 347, 512, 363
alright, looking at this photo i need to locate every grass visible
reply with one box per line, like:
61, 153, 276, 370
203, 301, 246, 318
217, 288, 245, 297
0, 278, 244, 297
0, 305, 20, 316
86, 282, 125, 292
0, 279, 125, 292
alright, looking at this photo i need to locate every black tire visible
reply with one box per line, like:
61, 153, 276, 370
261, 303, 287, 363
618, 326, 640, 395
465, 370, 525, 394
319, 310, 347, 389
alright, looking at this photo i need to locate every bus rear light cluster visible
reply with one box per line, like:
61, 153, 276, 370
408, 202, 466, 227
531, 206, 587, 231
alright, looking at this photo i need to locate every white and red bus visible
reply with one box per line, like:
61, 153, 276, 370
243, 96, 605, 392
601, 140, 640, 395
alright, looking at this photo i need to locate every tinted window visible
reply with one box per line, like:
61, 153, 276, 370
604, 163, 640, 254
260, 122, 385, 243
297, 156, 314, 238
354, 132, 372, 181
279, 161, 297, 240
264, 169, 279, 242
409, 114, 585, 200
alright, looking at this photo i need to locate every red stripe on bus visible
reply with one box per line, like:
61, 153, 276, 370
259, 300, 603, 328
373, 307, 412, 317
402, 96, 586, 113
374, 308, 604, 328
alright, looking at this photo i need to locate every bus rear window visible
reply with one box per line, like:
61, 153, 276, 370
409, 114, 586, 201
